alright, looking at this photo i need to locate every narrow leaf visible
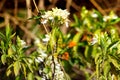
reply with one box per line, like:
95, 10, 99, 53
8, 47, 14, 56
108, 55, 120, 69
107, 40, 119, 50
14, 61, 20, 76
6, 69, 12, 76
27, 72, 34, 80
0, 32, 5, 40
21, 63, 26, 77
1, 54, 7, 65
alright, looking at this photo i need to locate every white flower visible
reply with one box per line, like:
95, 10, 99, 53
37, 49, 47, 58
91, 34, 98, 45
112, 15, 118, 19
41, 11, 53, 19
35, 57, 43, 63
103, 14, 118, 22
41, 19, 48, 24
34, 38, 40, 45
42, 34, 50, 42
65, 21, 69, 27
91, 13, 98, 18
20, 40, 26, 48
48, 16, 54, 20
52, 8, 70, 19
103, 16, 110, 22
41, 8, 70, 27
28, 59, 33, 63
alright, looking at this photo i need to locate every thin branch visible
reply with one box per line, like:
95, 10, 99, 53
66, 0, 72, 11
14, 0, 18, 17
90, 0, 107, 15
41, 20, 49, 34
0, 0, 6, 11
4, 13, 37, 39
38, 0, 45, 10
33, 0, 39, 13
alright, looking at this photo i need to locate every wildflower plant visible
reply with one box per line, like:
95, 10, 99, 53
71, 7, 120, 80
33, 7, 71, 80
0, 6, 120, 80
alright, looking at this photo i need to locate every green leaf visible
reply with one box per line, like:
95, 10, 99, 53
93, 9, 103, 22
6, 69, 12, 76
103, 61, 111, 78
73, 32, 82, 55
35, 76, 41, 80
23, 59, 33, 72
108, 55, 120, 69
110, 18, 120, 24
71, 14, 81, 27
6, 25, 11, 38
21, 63, 26, 77
8, 47, 14, 56
0, 32, 5, 40
95, 53, 101, 64
27, 72, 34, 80
84, 45, 93, 61
107, 40, 119, 50
10, 32, 16, 39
6, 64, 14, 76
1, 54, 7, 65
14, 61, 20, 76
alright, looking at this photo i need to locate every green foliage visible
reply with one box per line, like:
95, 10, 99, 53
0, 7, 120, 80
71, 7, 120, 80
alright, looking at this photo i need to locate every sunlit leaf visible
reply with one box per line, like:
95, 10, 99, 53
0, 32, 5, 40
27, 72, 34, 80
10, 32, 16, 39
1, 54, 7, 65
21, 63, 26, 77
103, 61, 111, 78
6, 25, 11, 39
71, 14, 81, 27
35, 76, 41, 80
107, 40, 119, 50
84, 45, 93, 61
8, 47, 14, 56
14, 61, 20, 76
23, 59, 33, 72
108, 55, 120, 70
110, 18, 120, 24
6, 69, 12, 76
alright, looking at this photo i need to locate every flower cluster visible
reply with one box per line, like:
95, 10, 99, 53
17, 36, 27, 48
103, 12, 118, 22
46, 56, 65, 80
41, 7, 70, 27
91, 34, 98, 45
34, 38, 48, 63
54, 59, 65, 80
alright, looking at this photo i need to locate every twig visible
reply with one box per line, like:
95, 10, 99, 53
0, 0, 6, 11
4, 13, 37, 39
5, 13, 10, 26
41, 20, 49, 34
71, 1, 81, 11
33, 0, 39, 13
90, 0, 107, 15
14, 0, 18, 17
0, 22, 6, 28
38, 0, 45, 10
33, 0, 49, 34
66, 0, 72, 11
47, 0, 58, 9
26, 0, 32, 29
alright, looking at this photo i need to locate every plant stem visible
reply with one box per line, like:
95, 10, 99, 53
32, 0, 39, 13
